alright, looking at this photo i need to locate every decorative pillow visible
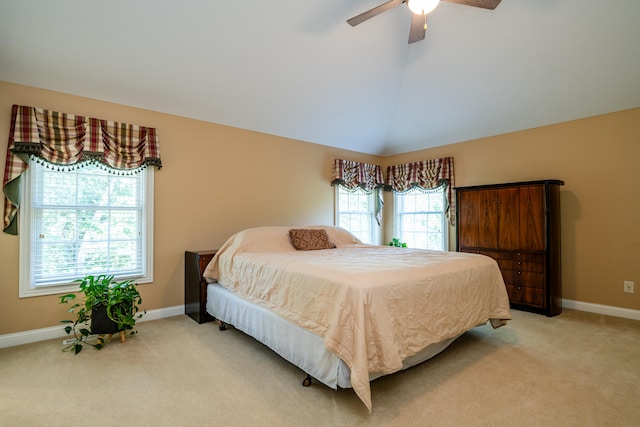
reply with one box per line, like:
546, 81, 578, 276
289, 229, 336, 251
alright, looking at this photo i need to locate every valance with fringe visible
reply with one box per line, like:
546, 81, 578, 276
331, 158, 384, 192
3, 104, 162, 234
331, 159, 384, 225
385, 157, 456, 226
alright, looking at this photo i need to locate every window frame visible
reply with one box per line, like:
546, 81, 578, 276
334, 185, 381, 245
393, 186, 448, 251
18, 161, 154, 298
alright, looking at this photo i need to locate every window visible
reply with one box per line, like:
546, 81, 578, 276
394, 186, 448, 251
335, 186, 380, 245
19, 160, 154, 297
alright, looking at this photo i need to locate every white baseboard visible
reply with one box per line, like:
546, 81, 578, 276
562, 299, 640, 321
2, 301, 638, 349
0, 305, 185, 349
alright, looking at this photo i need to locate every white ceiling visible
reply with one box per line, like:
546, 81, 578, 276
1, 0, 639, 156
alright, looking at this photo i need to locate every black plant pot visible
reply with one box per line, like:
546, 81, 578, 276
91, 304, 119, 335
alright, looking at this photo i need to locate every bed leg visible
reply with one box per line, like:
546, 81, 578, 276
218, 321, 228, 331
302, 374, 313, 387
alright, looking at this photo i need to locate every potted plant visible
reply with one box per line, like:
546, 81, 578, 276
387, 238, 407, 248
59, 274, 145, 354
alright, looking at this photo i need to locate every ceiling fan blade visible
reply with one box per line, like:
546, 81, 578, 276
347, 0, 405, 27
443, 0, 502, 10
408, 13, 426, 44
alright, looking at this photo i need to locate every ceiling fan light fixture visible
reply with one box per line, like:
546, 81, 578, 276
407, 0, 440, 15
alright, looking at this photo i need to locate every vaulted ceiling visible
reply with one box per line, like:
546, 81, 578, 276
1, 0, 639, 156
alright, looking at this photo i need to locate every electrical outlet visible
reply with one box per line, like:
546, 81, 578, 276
624, 281, 634, 294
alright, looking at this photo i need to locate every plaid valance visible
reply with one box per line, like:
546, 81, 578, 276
331, 159, 384, 225
385, 157, 456, 226
331, 159, 384, 193
3, 104, 162, 234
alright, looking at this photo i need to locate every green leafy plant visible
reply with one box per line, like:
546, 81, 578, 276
59, 274, 145, 354
387, 238, 407, 248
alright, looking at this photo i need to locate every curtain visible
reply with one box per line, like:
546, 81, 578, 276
331, 158, 384, 225
3, 105, 162, 234
385, 157, 456, 226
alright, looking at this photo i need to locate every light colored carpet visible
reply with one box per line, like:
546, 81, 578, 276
1, 308, 639, 427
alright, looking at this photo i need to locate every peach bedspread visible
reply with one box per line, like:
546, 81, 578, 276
203, 226, 511, 411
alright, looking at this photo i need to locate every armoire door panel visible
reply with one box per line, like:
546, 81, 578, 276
478, 189, 498, 248
458, 190, 479, 248
497, 187, 520, 250
519, 185, 545, 251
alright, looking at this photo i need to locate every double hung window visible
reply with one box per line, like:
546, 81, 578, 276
335, 186, 380, 245
393, 186, 447, 251
19, 160, 153, 297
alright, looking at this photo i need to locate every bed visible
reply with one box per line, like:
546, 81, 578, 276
202, 225, 511, 411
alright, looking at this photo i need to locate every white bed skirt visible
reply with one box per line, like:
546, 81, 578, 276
206, 282, 460, 389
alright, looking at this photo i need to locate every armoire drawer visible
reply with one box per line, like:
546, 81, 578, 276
500, 269, 544, 288
501, 260, 545, 273
505, 284, 544, 307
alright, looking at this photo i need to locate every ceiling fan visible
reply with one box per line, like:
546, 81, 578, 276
347, 0, 502, 44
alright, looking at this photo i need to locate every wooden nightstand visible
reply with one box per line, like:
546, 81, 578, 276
184, 250, 217, 323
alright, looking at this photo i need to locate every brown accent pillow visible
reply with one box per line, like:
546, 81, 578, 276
289, 229, 336, 251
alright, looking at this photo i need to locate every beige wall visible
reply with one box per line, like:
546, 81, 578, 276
1, 81, 638, 335
383, 108, 640, 312
0, 81, 381, 335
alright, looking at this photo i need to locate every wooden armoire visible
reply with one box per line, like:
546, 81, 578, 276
455, 180, 564, 316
